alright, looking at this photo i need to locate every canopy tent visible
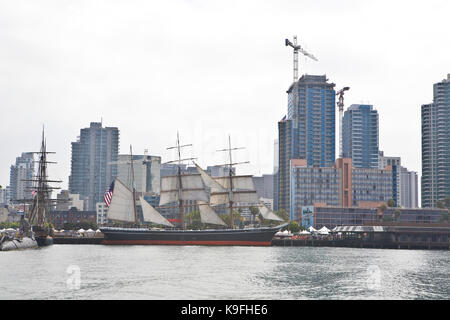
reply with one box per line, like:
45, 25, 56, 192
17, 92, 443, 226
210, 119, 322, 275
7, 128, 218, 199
77, 228, 85, 233
308, 226, 317, 233
318, 226, 330, 235
299, 230, 311, 235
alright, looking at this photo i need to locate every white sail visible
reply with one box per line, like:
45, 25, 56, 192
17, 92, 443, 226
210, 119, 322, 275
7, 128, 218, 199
194, 162, 227, 193
139, 196, 174, 227
160, 174, 209, 205
214, 176, 255, 190
107, 178, 136, 223
258, 203, 284, 221
210, 190, 259, 205
197, 201, 227, 226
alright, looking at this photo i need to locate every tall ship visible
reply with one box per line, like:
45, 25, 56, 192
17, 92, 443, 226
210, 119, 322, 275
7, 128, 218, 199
1, 129, 60, 250
100, 135, 287, 246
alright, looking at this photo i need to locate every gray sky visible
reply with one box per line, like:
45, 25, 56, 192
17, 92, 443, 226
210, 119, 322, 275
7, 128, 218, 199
1, 0, 449, 192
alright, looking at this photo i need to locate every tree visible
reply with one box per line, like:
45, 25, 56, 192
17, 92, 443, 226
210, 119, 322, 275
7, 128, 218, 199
249, 206, 259, 224
437, 200, 445, 209
185, 210, 203, 229
276, 209, 289, 221
219, 210, 242, 227
438, 212, 449, 223
387, 199, 396, 207
286, 221, 300, 233
394, 209, 401, 222
444, 197, 450, 209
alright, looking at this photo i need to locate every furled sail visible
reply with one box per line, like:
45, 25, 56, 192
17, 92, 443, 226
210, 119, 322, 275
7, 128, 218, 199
139, 196, 174, 227
197, 201, 227, 226
107, 178, 136, 223
258, 203, 284, 221
159, 174, 209, 205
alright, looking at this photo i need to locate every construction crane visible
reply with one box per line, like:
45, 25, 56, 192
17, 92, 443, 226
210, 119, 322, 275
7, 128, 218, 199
285, 36, 318, 83
336, 87, 350, 158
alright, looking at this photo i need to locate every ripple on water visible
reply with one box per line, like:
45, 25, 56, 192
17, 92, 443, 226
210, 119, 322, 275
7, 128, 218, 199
0, 245, 448, 299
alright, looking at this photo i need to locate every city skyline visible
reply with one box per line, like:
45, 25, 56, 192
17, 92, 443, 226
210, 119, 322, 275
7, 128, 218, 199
1, 0, 449, 196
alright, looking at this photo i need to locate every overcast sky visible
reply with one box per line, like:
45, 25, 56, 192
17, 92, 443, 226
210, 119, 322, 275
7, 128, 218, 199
1, 0, 449, 193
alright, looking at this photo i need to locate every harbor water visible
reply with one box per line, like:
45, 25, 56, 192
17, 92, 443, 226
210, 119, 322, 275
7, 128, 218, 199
0, 245, 449, 300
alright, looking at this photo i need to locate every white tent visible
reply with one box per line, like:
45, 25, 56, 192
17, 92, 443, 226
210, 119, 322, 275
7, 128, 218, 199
318, 226, 330, 235
77, 228, 85, 233
308, 226, 317, 233
300, 230, 311, 235
95, 229, 101, 233
84, 229, 95, 238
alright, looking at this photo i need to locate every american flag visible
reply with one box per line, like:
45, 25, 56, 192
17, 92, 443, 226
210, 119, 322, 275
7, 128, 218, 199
104, 181, 115, 207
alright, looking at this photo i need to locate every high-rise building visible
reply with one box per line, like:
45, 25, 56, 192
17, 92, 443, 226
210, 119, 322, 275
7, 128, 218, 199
399, 167, 419, 208
342, 104, 379, 169
421, 74, 450, 208
252, 174, 274, 200
69, 122, 119, 211
0, 186, 9, 206
9, 153, 34, 202
277, 75, 336, 214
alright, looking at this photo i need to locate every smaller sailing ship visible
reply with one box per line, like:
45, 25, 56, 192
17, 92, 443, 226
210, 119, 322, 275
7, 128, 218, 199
100, 134, 287, 246
1, 129, 59, 250
26, 129, 61, 247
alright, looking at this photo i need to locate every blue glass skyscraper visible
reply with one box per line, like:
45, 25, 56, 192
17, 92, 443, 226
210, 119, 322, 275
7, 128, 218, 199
342, 104, 379, 169
276, 75, 336, 214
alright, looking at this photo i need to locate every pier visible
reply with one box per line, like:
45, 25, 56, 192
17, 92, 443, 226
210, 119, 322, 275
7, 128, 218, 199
272, 223, 450, 250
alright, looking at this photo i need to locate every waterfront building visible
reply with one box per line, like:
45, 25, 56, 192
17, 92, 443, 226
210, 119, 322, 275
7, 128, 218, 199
69, 122, 119, 211
399, 167, 419, 208
96, 202, 108, 226
378, 151, 401, 206
273, 139, 279, 211
378, 151, 401, 169
277, 75, 336, 215
422, 74, 450, 208
0, 186, 9, 206
342, 104, 379, 169
252, 174, 274, 200
313, 206, 446, 230
56, 190, 85, 211
289, 158, 393, 221
49, 208, 97, 230
117, 154, 161, 194
9, 153, 34, 202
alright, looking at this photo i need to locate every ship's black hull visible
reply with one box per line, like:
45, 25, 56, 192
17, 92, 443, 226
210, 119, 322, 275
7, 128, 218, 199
100, 224, 287, 246
36, 236, 53, 247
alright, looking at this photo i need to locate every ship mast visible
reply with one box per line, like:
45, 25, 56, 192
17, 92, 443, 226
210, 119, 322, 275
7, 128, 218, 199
216, 135, 248, 229
129, 145, 139, 225
165, 132, 195, 230
26, 128, 61, 229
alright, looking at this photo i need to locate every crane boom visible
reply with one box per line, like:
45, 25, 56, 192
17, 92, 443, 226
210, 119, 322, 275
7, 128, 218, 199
285, 36, 318, 83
